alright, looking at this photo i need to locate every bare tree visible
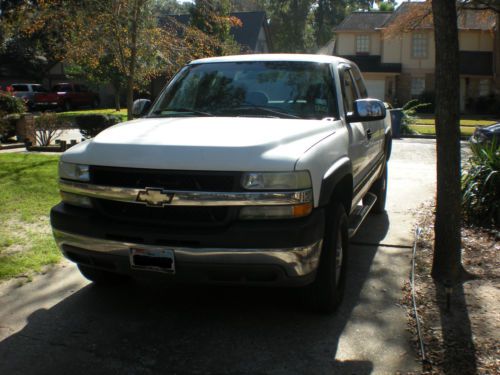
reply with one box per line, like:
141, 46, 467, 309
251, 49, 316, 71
34, 113, 65, 146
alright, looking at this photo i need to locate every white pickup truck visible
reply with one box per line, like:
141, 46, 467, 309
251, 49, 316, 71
51, 54, 391, 312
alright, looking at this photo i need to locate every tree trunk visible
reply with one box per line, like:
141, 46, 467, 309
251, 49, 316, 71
126, 0, 141, 120
431, 0, 463, 284
114, 88, 121, 111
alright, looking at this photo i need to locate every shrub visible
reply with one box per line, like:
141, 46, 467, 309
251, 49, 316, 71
34, 112, 68, 146
462, 140, 500, 228
76, 114, 121, 139
400, 99, 431, 134
0, 92, 26, 114
0, 93, 26, 142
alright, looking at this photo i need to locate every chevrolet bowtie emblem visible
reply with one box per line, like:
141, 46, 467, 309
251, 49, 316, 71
136, 188, 175, 207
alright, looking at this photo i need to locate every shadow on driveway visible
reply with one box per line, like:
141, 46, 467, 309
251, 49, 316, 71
0, 214, 405, 375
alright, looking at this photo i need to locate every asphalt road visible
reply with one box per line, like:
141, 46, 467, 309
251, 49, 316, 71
0, 139, 446, 375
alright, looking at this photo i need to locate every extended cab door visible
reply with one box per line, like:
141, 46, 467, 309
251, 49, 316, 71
339, 65, 371, 189
350, 65, 385, 170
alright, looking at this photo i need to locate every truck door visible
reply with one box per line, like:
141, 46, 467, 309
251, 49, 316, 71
350, 65, 385, 168
339, 66, 370, 189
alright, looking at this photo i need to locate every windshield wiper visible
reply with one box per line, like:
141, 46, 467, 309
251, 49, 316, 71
151, 108, 214, 117
217, 105, 301, 119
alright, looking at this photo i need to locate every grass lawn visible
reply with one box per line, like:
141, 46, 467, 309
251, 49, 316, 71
0, 154, 61, 280
409, 117, 498, 136
414, 118, 497, 127
408, 124, 477, 136
57, 108, 128, 123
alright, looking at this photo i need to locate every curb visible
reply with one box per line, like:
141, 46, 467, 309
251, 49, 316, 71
0, 143, 25, 150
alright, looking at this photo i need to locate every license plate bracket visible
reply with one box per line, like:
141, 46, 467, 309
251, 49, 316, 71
129, 247, 175, 274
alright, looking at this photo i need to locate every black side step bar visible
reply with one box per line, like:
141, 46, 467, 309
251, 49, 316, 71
348, 192, 377, 238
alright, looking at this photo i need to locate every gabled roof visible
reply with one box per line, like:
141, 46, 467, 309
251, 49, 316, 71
458, 8, 496, 30
231, 12, 269, 51
334, 11, 393, 32
165, 11, 271, 52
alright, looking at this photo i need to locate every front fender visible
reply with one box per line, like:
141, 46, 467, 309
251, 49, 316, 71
319, 157, 353, 208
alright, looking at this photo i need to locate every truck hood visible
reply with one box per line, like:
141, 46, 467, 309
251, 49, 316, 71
62, 116, 338, 171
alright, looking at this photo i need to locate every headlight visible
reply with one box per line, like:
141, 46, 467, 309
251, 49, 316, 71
59, 161, 90, 182
241, 171, 311, 190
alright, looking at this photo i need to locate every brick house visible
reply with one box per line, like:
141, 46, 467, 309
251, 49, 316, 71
330, 3, 498, 112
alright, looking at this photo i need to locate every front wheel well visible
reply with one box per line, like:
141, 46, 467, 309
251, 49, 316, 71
329, 174, 353, 216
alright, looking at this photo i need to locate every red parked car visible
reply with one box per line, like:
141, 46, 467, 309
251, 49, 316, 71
11, 83, 59, 110
52, 83, 100, 111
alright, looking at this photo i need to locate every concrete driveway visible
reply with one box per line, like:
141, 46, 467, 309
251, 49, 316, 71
0, 139, 442, 375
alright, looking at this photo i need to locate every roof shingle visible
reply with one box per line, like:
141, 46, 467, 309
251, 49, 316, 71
334, 12, 393, 32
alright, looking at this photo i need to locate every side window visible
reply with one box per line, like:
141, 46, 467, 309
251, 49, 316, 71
12, 84, 29, 92
340, 68, 358, 114
350, 66, 368, 98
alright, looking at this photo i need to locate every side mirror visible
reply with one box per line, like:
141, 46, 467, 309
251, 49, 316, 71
132, 99, 151, 118
347, 98, 386, 122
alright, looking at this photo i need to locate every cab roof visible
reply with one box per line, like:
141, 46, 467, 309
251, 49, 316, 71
190, 54, 351, 66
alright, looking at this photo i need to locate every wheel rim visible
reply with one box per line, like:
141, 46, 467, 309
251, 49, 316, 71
335, 230, 343, 286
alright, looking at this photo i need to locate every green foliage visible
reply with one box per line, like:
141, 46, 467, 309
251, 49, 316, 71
230, 0, 267, 11
267, 0, 382, 52
400, 99, 431, 134
152, 0, 192, 14
268, 0, 314, 53
378, 1, 395, 11
190, 0, 242, 55
462, 140, 500, 228
191, 0, 231, 39
0, 92, 26, 114
76, 114, 121, 139
58, 108, 128, 123
313, 0, 352, 47
0, 93, 26, 142
0, 1, 70, 79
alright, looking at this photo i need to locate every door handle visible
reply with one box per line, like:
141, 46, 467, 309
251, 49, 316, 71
366, 128, 372, 140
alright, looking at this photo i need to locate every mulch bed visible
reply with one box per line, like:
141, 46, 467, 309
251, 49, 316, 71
402, 203, 500, 374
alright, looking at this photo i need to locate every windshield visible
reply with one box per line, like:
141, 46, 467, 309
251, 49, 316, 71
149, 61, 338, 120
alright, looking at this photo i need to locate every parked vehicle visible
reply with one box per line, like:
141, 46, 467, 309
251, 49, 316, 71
470, 123, 500, 145
11, 83, 59, 110
52, 83, 100, 111
50, 54, 391, 312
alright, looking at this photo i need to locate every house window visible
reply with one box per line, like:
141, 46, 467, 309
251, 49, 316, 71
411, 77, 425, 97
479, 79, 490, 97
412, 33, 428, 58
356, 35, 370, 54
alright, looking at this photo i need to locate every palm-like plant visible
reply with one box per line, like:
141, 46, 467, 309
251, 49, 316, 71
462, 140, 500, 227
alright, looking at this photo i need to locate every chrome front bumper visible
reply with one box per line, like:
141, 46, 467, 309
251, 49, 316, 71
53, 229, 323, 278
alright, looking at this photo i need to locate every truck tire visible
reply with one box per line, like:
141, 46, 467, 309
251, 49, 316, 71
304, 202, 348, 313
77, 264, 128, 285
368, 162, 387, 214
